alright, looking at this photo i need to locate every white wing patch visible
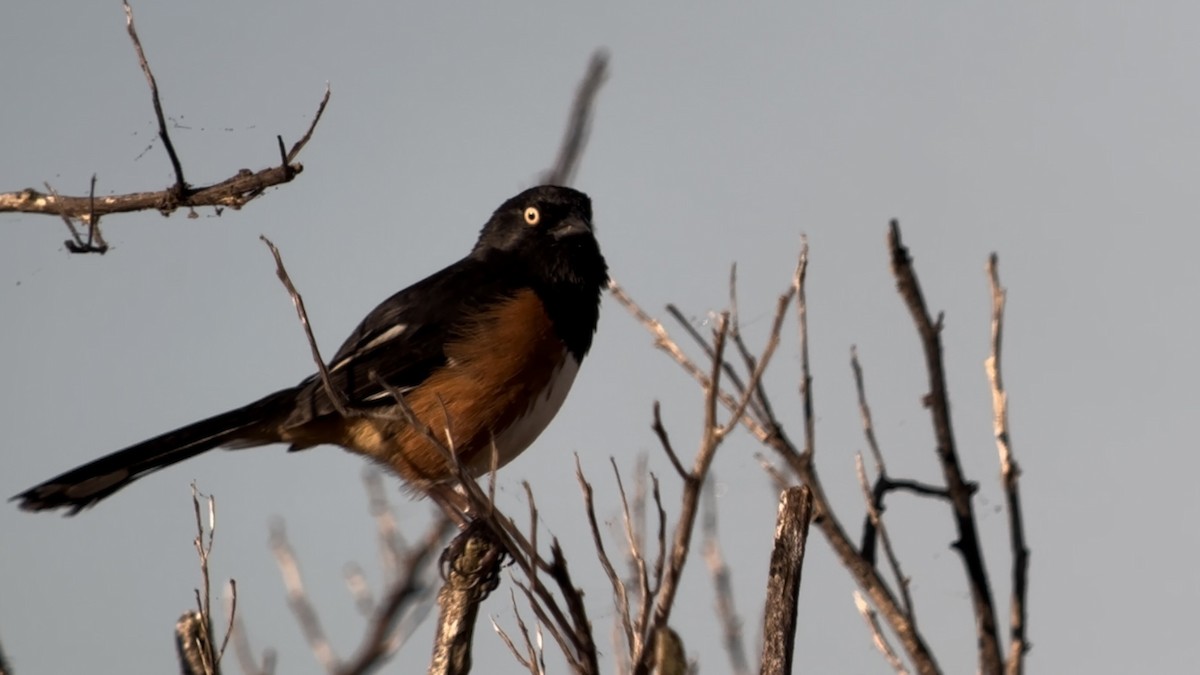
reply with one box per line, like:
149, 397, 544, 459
331, 323, 408, 372
486, 354, 580, 473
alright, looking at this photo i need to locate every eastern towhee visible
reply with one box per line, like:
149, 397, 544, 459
15, 185, 608, 514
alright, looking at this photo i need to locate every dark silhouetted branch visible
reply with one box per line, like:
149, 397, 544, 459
888, 221, 1002, 674
540, 50, 610, 186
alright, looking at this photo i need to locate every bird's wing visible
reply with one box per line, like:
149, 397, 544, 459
282, 255, 523, 427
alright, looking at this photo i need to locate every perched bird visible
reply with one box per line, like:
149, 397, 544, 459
15, 185, 608, 514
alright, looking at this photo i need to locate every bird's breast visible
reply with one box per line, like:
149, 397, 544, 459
475, 354, 579, 475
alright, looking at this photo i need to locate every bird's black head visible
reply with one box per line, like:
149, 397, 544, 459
473, 185, 608, 360
473, 185, 609, 293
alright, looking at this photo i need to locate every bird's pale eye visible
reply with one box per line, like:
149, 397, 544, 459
524, 206, 541, 226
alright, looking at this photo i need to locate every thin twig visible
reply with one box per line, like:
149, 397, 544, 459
231, 616, 276, 675
186, 484, 222, 675
576, 458, 635, 657
854, 592, 909, 674
794, 238, 815, 457
888, 221, 1002, 674
260, 236, 350, 418
986, 254, 1030, 675
287, 85, 332, 162
492, 592, 541, 674
339, 514, 453, 675
701, 482, 749, 675
217, 580, 237, 667
609, 280, 767, 438
651, 402, 688, 481
363, 470, 404, 581
632, 315, 730, 675
124, 0, 187, 196
614, 456, 652, 653
270, 521, 339, 673
851, 347, 887, 472
540, 50, 609, 186
614, 248, 944, 675
855, 455, 915, 620
728, 264, 775, 424
719, 291, 792, 438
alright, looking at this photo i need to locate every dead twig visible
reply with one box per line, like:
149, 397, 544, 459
855, 455, 914, 621
338, 514, 452, 675
540, 50, 610, 186
613, 244, 943, 675
985, 254, 1030, 675
270, 521, 339, 673
853, 592, 909, 674
1, 5, 331, 236
888, 221, 1002, 673
124, 0, 187, 197
260, 236, 352, 418
702, 482, 749, 675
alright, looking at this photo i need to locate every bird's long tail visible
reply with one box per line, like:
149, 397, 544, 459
13, 389, 296, 514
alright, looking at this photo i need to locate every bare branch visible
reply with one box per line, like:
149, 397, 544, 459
854, 592, 909, 675
182, 484, 225, 675
851, 347, 887, 472
855, 455, 914, 620
702, 482, 749, 675
363, 470, 404, 582
124, 0, 186, 195
985, 254, 1030, 675
794, 238, 815, 457
270, 521, 339, 673
1, 5, 331, 230
231, 616, 276, 675
1, 88, 330, 224
338, 515, 452, 675
491, 592, 542, 674
651, 402, 688, 481
260, 236, 351, 418
612, 458, 652, 649
888, 221, 1002, 673
540, 50, 609, 186
616, 244, 944, 675
719, 290, 791, 439
217, 580, 237, 667
286, 85, 332, 163
609, 280, 771, 440
633, 316, 733, 675
576, 458, 635, 657
759, 486, 814, 675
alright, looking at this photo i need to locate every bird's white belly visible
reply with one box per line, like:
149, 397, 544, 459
479, 355, 580, 475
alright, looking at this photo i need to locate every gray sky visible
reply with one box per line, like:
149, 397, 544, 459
4, 2, 1197, 673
